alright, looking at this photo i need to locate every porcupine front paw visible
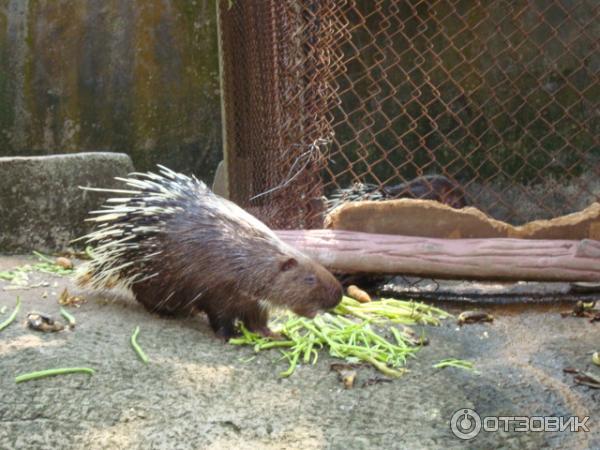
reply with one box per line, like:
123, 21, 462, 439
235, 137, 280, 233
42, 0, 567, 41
207, 313, 237, 341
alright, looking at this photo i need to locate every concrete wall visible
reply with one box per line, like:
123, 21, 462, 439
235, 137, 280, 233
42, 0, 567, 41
0, 0, 222, 182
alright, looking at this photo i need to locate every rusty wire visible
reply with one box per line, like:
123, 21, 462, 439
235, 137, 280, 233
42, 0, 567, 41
219, 0, 598, 228
219, 0, 345, 228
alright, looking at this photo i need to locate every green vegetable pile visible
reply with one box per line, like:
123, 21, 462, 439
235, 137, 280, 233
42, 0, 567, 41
230, 296, 452, 377
0, 251, 74, 283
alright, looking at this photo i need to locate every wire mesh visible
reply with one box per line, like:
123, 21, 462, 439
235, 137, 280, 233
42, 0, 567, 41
219, 0, 599, 228
219, 0, 344, 228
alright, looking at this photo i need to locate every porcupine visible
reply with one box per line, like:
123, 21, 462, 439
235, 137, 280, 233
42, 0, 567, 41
326, 175, 467, 213
77, 166, 343, 339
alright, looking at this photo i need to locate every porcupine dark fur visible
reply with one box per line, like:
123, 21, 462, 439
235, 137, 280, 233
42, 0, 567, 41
78, 166, 342, 339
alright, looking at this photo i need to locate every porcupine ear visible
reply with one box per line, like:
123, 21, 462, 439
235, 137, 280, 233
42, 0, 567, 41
280, 257, 298, 272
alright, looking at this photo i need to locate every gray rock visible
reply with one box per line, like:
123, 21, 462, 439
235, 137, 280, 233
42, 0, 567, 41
0, 152, 134, 253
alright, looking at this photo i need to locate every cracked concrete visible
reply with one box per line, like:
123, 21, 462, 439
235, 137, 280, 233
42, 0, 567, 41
0, 255, 599, 449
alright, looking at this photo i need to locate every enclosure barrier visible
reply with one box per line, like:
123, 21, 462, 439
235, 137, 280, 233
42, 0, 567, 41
218, 0, 598, 229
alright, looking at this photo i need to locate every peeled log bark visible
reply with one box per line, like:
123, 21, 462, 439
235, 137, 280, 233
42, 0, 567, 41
276, 230, 600, 282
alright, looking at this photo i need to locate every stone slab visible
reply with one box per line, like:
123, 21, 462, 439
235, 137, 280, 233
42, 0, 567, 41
0, 152, 134, 253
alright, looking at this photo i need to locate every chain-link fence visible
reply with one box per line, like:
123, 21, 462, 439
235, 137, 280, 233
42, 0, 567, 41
219, 0, 599, 228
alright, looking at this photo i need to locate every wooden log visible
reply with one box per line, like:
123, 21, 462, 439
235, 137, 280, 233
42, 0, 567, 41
276, 230, 600, 282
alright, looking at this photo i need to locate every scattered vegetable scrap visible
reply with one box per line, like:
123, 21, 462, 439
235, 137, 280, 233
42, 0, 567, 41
60, 307, 76, 328
347, 285, 371, 303
0, 252, 74, 289
457, 310, 494, 325
330, 364, 357, 389
55, 257, 74, 270
342, 373, 356, 389
27, 312, 64, 332
433, 359, 479, 373
230, 296, 452, 378
561, 301, 600, 322
15, 367, 95, 384
563, 367, 600, 389
58, 288, 85, 307
395, 325, 429, 346
0, 267, 30, 285
0, 297, 21, 332
592, 352, 600, 367
31, 251, 75, 276
131, 326, 150, 364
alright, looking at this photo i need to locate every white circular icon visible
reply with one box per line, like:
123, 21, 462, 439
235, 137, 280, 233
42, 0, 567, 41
450, 408, 482, 440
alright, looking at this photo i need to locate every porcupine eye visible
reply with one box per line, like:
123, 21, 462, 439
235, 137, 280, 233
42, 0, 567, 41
303, 274, 317, 286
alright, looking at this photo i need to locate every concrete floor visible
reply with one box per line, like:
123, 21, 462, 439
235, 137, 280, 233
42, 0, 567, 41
1, 255, 599, 449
